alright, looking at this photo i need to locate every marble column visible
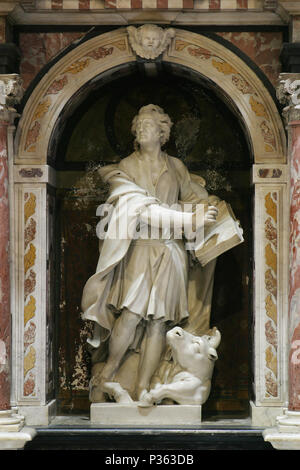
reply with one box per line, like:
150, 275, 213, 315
264, 73, 300, 450
0, 74, 36, 449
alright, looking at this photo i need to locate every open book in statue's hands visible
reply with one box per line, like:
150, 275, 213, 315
193, 200, 244, 267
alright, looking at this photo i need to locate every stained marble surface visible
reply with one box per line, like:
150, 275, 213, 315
289, 123, 300, 411
19, 32, 84, 90
217, 31, 283, 87
0, 123, 10, 410
18, 30, 283, 91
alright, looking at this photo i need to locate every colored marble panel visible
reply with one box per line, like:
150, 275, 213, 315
237, 0, 247, 8
157, 0, 168, 7
52, 0, 63, 8
289, 321, 300, 411
79, 0, 90, 8
131, 0, 143, 7
263, 190, 278, 399
209, 0, 220, 9
23, 192, 37, 398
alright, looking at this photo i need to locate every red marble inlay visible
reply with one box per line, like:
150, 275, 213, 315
157, 0, 168, 7
51, 0, 63, 9
24, 322, 36, 351
237, 0, 248, 9
132, 0, 142, 7
19, 32, 84, 90
24, 373, 35, 397
24, 218, 37, 252
25, 121, 40, 150
209, 0, 220, 9
217, 32, 282, 87
188, 46, 212, 59
86, 46, 113, 60
288, 123, 300, 411
79, 0, 90, 8
265, 320, 277, 349
289, 322, 300, 411
24, 270, 36, 300
183, 0, 194, 7
46, 76, 68, 96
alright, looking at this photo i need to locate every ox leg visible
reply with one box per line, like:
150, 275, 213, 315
140, 379, 202, 406
138, 383, 176, 406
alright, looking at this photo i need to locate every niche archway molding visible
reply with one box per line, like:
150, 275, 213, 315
15, 28, 286, 165
12, 27, 289, 426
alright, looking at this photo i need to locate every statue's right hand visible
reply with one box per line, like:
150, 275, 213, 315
204, 205, 218, 226
192, 205, 218, 231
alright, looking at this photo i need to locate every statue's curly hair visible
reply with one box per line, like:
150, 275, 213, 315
131, 104, 173, 147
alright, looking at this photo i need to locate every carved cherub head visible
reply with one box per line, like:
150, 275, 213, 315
127, 24, 175, 60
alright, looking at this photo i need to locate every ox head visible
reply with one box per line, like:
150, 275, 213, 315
166, 326, 221, 376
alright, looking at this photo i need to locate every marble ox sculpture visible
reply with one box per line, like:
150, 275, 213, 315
140, 326, 221, 406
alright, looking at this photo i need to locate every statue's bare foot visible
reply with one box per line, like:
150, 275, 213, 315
100, 381, 133, 404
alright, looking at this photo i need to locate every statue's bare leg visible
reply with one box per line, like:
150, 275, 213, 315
137, 319, 166, 401
99, 308, 141, 400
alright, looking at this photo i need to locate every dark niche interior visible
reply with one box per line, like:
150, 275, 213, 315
54, 66, 252, 419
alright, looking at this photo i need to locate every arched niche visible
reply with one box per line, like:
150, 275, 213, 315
12, 27, 288, 426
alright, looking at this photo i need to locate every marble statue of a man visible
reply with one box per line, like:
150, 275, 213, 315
81, 104, 218, 404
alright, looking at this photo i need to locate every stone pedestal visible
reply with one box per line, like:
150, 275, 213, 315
91, 403, 202, 426
264, 410, 300, 450
0, 409, 36, 450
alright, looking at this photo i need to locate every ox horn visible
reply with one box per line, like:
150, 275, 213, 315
209, 327, 221, 349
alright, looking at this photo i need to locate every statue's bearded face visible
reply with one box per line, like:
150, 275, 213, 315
140, 29, 161, 52
135, 116, 161, 146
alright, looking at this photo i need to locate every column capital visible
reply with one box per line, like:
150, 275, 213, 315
0, 74, 23, 124
277, 73, 300, 123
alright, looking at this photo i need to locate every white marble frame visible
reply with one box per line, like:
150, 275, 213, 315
10, 27, 289, 426
251, 172, 289, 426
